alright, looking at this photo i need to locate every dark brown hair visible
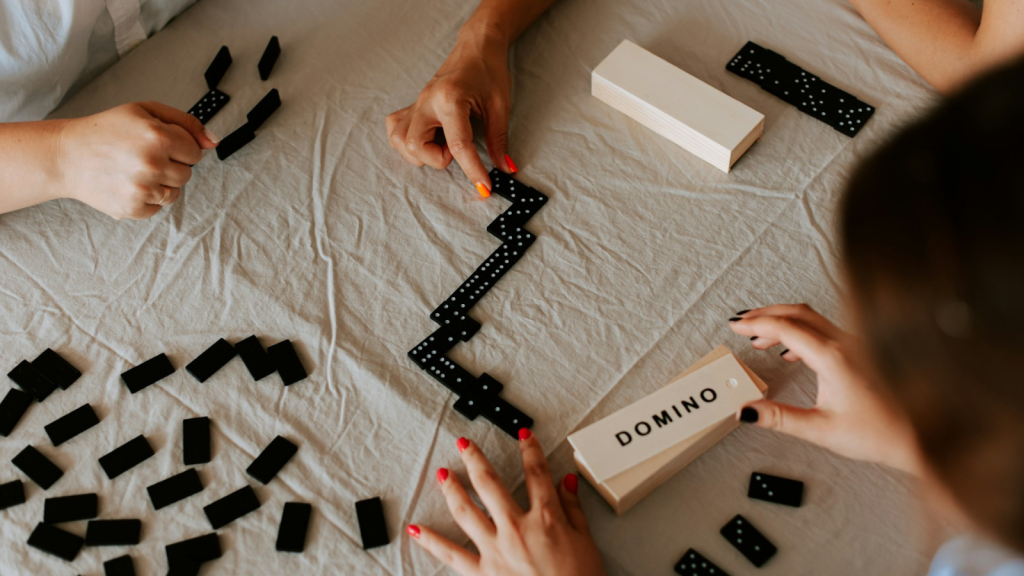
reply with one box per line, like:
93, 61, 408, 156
842, 57, 1024, 550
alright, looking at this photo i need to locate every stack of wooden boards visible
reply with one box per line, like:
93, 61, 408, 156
568, 346, 767, 515
592, 40, 764, 173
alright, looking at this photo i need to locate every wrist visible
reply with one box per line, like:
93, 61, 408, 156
49, 118, 76, 201
458, 17, 511, 54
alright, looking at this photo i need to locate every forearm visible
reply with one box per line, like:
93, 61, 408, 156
850, 0, 1024, 94
0, 120, 69, 215
460, 0, 558, 50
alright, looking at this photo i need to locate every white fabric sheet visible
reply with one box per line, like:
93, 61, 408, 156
0, 0, 956, 574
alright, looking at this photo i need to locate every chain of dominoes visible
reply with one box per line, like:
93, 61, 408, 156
727, 41, 876, 137
408, 169, 548, 438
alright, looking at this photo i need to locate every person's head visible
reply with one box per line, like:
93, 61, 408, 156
842, 56, 1024, 551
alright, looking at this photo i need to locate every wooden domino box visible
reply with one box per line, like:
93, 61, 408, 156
568, 346, 767, 515
592, 40, 764, 173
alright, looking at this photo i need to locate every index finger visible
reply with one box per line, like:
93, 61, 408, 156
457, 437, 522, 527
729, 315, 837, 373
436, 106, 492, 195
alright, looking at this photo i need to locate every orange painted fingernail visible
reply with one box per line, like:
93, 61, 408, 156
456, 437, 469, 452
518, 428, 531, 441
475, 182, 491, 198
564, 473, 578, 494
407, 524, 421, 539
436, 468, 449, 484
505, 154, 518, 174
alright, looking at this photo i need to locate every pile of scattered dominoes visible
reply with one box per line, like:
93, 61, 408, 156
673, 471, 805, 574
407, 168, 548, 438
0, 337, 316, 575
187, 38, 282, 160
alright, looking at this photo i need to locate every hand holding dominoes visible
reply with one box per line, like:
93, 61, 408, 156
54, 102, 218, 220
408, 433, 607, 576
728, 305, 924, 475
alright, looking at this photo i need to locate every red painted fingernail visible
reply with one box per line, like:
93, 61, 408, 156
563, 473, 578, 494
518, 428, 531, 441
456, 437, 469, 452
436, 468, 449, 484
475, 182, 491, 198
407, 524, 421, 539
505, 154, 518, 174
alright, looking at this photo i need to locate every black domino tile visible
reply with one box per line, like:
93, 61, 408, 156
216, 123, 256, 161
478, 394, 533, 438
407, 327, 461, 370
8, 360, 57, 401
32, 349, 81, 390
45, 403, 100, 446
86, 519, 142, 546
247, 88, 281, 130
188, 89, 231, 125
418, 354, 476, 397
165, 533, 222, 569
0, 388, 33, 436
246, 436, 298, 484
235, 335, 276, 380
121, 354, 175, 394
44, 493, 98, 523
488, 169, 549, 206
27, 522, 84, 561
203, 486, 261, 529
451, 372, 503, 420
267, 340, 306, 386
354, 497, 389, 550
748, 472, 804, 507
104, 554, 136, 576
13, 446, 63, 489
185, 339, 237, 383
99, 435, 155, 480
674, 548, 731, 576
276, 502, 312, 553
183, 417, 211, 465
720, 514, 777, 568
0, 479, 25, 510
167, 555, 201, 576
726, 41, 875, 137
204, 46, 232, 90
258, 36, 280, 81
147, 469, 204, 510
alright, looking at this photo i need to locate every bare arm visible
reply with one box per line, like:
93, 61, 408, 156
0, 120, 67, 214
851, 0, 1024, 94
386, 0, 557, 194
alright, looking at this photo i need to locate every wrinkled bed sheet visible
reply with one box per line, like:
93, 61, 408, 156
0, 0, 953, 574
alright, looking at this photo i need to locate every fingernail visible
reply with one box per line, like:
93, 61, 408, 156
505, 154, 518, 174
456, 437, 469, 453
475, 182, 491, 198
436, 468, 449, 484
518, 428, 531, 441
780, 348, 790, 357
728, 317, 743, 322
407, 524, 421, 539
563, 473, 578, 494
740, 407, 759, 423
749, 336, 758, 341
736, 309, 751, 315
203, 128, 220, 145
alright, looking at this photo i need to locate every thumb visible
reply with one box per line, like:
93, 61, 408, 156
138, 101, 219, 149
483, 98, 511, 173
558, 473, 591, 535
739, 400, 824, 443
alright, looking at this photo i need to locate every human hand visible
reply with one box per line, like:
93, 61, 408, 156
386, 24, 516, 198
728, 304, 924, 475
57, 101, 218, 220
408, 430, 607, 576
